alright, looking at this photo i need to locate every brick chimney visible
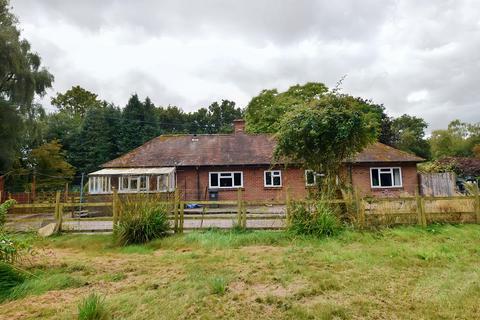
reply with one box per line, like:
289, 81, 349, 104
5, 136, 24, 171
233, 119, 246, 134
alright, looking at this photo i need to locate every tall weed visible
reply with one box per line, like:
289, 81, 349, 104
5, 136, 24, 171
288, 200, 342, 237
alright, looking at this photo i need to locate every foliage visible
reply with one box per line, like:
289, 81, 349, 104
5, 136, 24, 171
10, 273, 84, 300
114, 199, 170, 245
26, 140, 75, 190
391, 114, 431, 159
274, 93, 378, 180
430, 120, 480, 159
0, 262, 25, 302
0, 0, 53, 174
417, 161, 455, 174
0, 199, 16, 227
0, 232, 32, 264
72, 104, 122, 173
245, 82, 328, 133
51, 85, 102, 118
78, 293, 110, 320
287, 201, 342, 237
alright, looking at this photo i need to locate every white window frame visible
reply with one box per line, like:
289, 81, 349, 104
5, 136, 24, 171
305, 170, 316, 187
157, 174, 174, 192
370, 167, 403, 188
118, 175, 150, 193
209, 171, 243, 189
264, 170, 282, 187
88, 176, 111, 194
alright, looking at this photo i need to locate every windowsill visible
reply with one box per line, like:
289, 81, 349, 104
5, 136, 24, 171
264, 186, 282, 190
209, 187, 244, 191
371, 186, 404, 190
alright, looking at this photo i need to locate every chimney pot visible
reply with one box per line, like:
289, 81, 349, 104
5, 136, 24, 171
233, 119, 246, 134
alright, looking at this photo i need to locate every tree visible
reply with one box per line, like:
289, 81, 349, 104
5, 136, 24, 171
73, 103, 122, 173
26, 140, 75, 191
206, 100, 243, 133
120, 94, 157, 153
245, 82, 328, 133
274, 93, 378, 188
0, 0, 53, 173
430, 120, 480, 158
50, 85, 102, 117
391, 114, 430, 159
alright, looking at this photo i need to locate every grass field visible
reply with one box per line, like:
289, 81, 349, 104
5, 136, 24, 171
1, 225, 480, 319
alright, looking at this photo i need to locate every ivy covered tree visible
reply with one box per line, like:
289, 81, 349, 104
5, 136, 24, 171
274, 93, 378, 191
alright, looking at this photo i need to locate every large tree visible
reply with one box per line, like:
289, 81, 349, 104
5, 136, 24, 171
50, 85, 102, 118
391, 114, 430, 159
72, 103, 122, 174
0, 0, 54, 173
274, 93, 378, 189
430, 120, 480, 159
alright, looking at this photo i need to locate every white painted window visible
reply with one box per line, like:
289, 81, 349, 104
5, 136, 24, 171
370, 167, 402, 188
118, 176, 150, 192
209, 172, 243, 188
88, 176, 111, 194
264, 170, 282, 187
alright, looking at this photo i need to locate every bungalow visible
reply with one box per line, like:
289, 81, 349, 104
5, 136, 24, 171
88, 119, 424, 200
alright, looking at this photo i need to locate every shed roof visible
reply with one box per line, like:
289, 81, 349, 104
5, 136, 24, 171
101, 133, 423, 169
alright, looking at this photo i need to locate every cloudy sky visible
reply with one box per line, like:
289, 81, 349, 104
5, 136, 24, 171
11, 0, 480, 130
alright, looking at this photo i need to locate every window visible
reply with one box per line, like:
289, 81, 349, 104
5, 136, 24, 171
209, 172, 243, 188
118, 176, 149, 192
370, 167, 402, 188
264, 170, 282, 187
305, 170, 316, 186
88, 176, 111, 194
157, 174, 169, 192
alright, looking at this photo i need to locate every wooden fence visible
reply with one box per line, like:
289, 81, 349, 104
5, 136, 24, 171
4, 188, 480, 233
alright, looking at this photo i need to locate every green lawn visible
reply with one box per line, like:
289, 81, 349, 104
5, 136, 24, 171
2, 225, 480, 319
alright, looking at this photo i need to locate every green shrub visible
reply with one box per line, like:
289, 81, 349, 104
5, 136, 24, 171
114, 200, 169, 246
0, 232, 32, 264
288, 200, 342, 237
0, 199, 16, 228
78, 293, 109, 320
0, 262, 25, 302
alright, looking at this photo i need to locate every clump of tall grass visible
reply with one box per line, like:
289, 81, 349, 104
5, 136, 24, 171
78, 293, 110, 320
209, 276, 228, 295
287, 200, 342, 237
114, 197, 170, 246
0, 262, 25, 302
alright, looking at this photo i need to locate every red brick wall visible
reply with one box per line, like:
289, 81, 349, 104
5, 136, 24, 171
176, 166, 312, 201
348, 162, 419, 197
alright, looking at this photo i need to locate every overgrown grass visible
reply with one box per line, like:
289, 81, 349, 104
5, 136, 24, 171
2, 225, 479, 319
114, 200, 170, 246
9, 273, 84, 300
78, 293, 109, 320
288, 200, 343, 237
0, 262, 25, 302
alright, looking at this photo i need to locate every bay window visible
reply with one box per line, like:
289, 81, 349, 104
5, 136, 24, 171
88, 176, 111, 194
119, 176, 150, 192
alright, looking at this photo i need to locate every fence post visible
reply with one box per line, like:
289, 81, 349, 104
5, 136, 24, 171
53, 191, 62, 233
416, 193, 426, 227
112, 188, 119, 231
237, 188, 243, 227
173, 188, 179, 233
241, 196, 247, 229
285, 188, 291, 227
179, 201, 184, 233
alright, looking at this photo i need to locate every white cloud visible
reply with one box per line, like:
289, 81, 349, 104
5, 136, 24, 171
11, 0, 480, 130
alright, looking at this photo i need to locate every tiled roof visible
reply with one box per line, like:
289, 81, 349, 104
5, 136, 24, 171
346, 142, 424, 163
101, 133, 423, 168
